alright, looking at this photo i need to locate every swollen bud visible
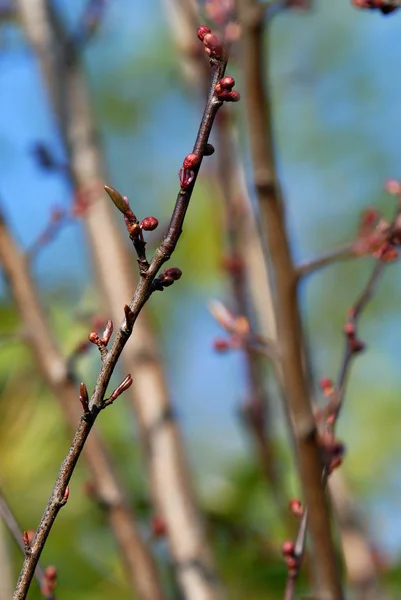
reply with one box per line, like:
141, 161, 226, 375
140, 216, 159, 231
197, 25, 211, 41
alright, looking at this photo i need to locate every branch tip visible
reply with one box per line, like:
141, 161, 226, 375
104, 184, 131, 215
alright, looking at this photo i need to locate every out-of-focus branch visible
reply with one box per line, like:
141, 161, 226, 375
164, 0, 285, 514
14, 2, 225, 599
296, 243, 355, 279
0, 209, 166, 600
236, 2, 344, 598
0, 487, 55, 600
284, 203, 401, 599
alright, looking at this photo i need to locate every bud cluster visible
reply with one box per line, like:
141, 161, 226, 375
152, 267, 182, 291
197, 25, 223, 59
282, 540, 299, 576
215, 76, 240, 102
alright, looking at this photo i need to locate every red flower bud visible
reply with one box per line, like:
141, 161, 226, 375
220, 76, 235, 90
282, 540, 295, 557
344, 322, 355, 337
197, 25, 211, 41
289, 498, 304, 517
140, 216, 159, 231
164, 267, 182, 280
88, 331, 100, 344
227, 90, 240, 102
162, 276, 175, 287
183, 153, 200, 169
44, 565, 57, 581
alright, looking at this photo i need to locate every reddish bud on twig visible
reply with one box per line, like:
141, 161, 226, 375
220, 76, 235, 90
106, 374, 133, 406
197, 25, 211, 41
289, 498, 304, 518
164, 267, 182, 280
344, 321, 365, 353
183, 153, 201, 169
282, 540, 295, 558
44, 565, 57, 580
319, 377, 334, 396
41, 565, 57, 596
215, 78, 240, 102
153, 268, 183, 291
203, 31, 224, 58
61, 486, 70, 505
140, 216, 159, 231
179, 154, 200, 189
23, 530, 34, 548
79, 382, 89, 413
88, 331, 100, 344
161, 276, 174, 287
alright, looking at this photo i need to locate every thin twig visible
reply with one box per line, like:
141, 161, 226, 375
26, 210, 70, 262
333, 201, 401, 424
0, 488, 54, 600
284, 203, 401, 599
11, 38, 230, 600
296, 243, 356, 280
236, 1, 344, 598
15, 3, 226, 599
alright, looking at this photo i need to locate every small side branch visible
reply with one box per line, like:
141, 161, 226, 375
296, 243, 355, 279
0, 488, 55, 599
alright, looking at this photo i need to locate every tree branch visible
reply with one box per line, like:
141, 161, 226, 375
14, 2, 227, 599
283, 202, 401, 599
296, 243, 356, 279
9, 23, 232, 597
236, 1, 344, 598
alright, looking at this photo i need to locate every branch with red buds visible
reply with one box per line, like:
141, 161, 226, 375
88, 318, 114, 361
13, 21, 234, 600
104, 185, 152, 274
283, 196, 401, 599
